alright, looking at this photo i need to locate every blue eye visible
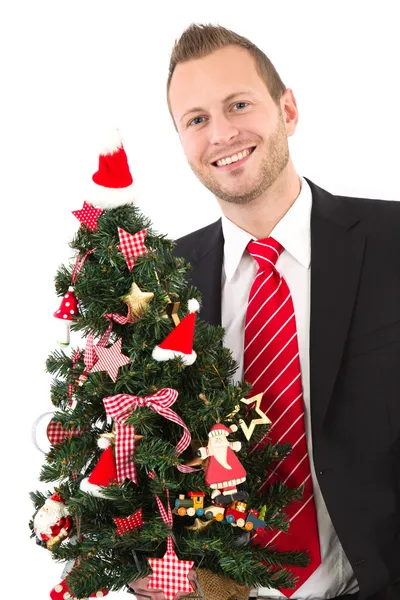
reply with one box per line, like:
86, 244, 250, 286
188, 116, 206, 127
234, 102, 248, 110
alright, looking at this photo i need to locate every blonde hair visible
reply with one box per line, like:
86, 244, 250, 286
167, 23, 287, 127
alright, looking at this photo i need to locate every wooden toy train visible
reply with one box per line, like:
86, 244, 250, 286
175, 492, 267, 534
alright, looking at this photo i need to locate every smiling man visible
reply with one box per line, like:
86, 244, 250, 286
165, 23, 400, 600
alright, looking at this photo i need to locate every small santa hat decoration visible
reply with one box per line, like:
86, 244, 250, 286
87, 128, 136, 209
208, 423, 238, 437
80, 442, 117, 499
152, 298, 200, 366
53, 286, 79, 345
47, 492, 66, 506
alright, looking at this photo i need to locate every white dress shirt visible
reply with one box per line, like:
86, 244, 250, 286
221, 176, 359, 599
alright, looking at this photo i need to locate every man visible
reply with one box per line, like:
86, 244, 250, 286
163, 23, 400, 600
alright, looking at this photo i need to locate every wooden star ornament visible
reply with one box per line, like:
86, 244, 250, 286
228, 392, 271, 440
122, 282, 154, 319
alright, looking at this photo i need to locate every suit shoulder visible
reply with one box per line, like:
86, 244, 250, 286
338, 193, 400, 230
173, 219, 222, 260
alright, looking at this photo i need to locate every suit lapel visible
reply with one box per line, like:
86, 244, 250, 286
306, 177, 366, 433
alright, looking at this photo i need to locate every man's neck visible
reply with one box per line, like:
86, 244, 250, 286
217, 167, 302, 239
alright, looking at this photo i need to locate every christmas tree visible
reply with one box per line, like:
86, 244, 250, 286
29, 130, 310, 600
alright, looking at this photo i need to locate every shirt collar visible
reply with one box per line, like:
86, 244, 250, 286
221, 175, 312, 282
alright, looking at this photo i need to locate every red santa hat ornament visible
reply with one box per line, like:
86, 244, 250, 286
152, 298, 200, 366
53, 286, 79, 346
80, 444, 117, 499
87, 127, 136, 209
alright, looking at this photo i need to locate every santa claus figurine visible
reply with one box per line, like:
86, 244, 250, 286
33, 492, 73, 549
198, 424, 248, 505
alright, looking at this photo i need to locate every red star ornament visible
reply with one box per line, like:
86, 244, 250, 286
117, 227, 149, 271
147, 541, 194, 600
89, 338, 130, 382
72, 201, 104, 231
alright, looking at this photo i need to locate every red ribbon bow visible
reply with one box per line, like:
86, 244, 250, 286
103, 388, 193, 485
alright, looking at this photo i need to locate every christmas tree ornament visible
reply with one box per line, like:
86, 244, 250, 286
146, 489, 195, 600
118, 227, 149, 271
162, 299, 181, 327
53, 286, 79, 346
87, 127, 136, 209
103, 387, 195, 485
47, 418, 83, 446
113, 508, 143, 535
122, 282, 154, 319
152, 298, 200, 366
147, 538, 194, 600
89, 338, 130, 382
186, 517, 215, 533
33, 493, 73, 549
198, 424, 247, 505
50, 578, 108, 599
227, 392, 271, 441
53, 248, 95, 346
72, 200, 104, 231
80, 443, 118, 498
174, 492, 205, 517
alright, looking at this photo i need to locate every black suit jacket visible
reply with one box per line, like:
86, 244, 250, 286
172, 177, 400, 600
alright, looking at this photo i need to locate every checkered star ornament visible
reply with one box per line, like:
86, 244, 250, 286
72, 201, 104, 231
117, 227, 149, 271
89, 338, 130, 382
147, 537, 194, 600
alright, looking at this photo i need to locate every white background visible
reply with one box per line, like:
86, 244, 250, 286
2, 1, 399, 598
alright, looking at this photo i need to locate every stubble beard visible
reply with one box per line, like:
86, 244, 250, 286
188, 113, 290, 205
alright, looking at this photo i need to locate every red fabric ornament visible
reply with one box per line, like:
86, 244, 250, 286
152, 299, 200, 366
50, 578, 108, 600
72, 201, 104, 231
117, 227, 149, 271
147, 538, 194, 600
47, 419, 83, 446
89, 338, 130, 382
88, 128, 135, 209
80, 445, 118, 498
113, 508, 143, 535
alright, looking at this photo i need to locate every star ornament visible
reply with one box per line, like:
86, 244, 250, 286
89, 338, 130, 382
118, 227, 149, 271
72, 201, 103, 231
123, 282, 154, 319
147, 543, 194, 600
229, 392, 271, 440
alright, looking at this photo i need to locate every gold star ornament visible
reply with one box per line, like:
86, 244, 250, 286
186, 517, 215, 532
122, 282, 154, 319
227, 392, 271, 440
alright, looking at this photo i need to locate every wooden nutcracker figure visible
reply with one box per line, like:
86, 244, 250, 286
198, 424, 248, 505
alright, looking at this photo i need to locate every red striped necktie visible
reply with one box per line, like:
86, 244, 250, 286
243, 236, 321, 597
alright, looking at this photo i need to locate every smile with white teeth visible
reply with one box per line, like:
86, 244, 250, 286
214, 146, 255, 167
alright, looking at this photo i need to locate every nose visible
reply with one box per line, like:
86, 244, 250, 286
208, 113, 239, 146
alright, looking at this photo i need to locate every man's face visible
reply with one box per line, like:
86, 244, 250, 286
169, 45, 296, 205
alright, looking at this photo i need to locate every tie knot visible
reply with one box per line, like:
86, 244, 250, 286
247, 237, 283, 269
